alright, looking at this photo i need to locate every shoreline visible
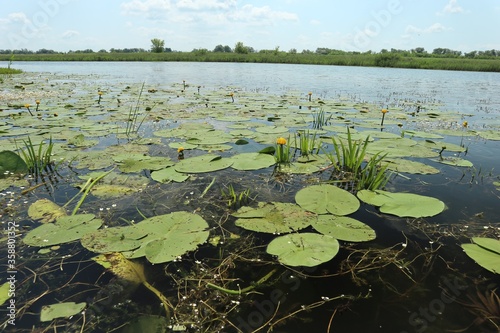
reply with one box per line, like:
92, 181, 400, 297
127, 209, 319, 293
1, 52, 500, 73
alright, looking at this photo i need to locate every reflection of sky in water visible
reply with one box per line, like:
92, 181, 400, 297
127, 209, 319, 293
4, 61, 499, 115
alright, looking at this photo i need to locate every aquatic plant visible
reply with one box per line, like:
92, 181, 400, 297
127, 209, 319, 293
35, 99, 40, 112
97, 90, 103, 104
324, 129, 390, 191
221, 183, 252, 209
275, 136, 291, 165
125, 82, 153, 137
24, 103, 33, 116
294, 130, 320, 157
312, 109, 331, 129
380, 108, 388, 126
16, 136, 54, 177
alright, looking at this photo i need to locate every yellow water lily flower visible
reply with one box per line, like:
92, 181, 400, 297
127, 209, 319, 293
462, 121, 468, 128
276, 137, 287, 145
381, 109, 388, 114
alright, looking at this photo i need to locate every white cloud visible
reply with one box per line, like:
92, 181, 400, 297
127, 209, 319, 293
437, 0, 464, 15
309, 19, 321, 26
404, 23, 449, 35
61, 30, 80, 39
227, 5, 298, 23
121, 0, 173, 15
444, 0, 463, 13
176, 0, 237, 10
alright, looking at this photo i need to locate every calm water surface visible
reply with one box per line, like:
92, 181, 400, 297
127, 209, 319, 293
2, 61, 499, 333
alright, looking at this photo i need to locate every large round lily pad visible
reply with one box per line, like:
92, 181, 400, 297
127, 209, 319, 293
312, 215, 376, 242
295, 184, 360, 215
266, 233, 340, 267
461, 237, 500, 274
230, 153, 276, 171
357, 190, 445, 218
174, 154, 233, 173
233, 202, 316, 234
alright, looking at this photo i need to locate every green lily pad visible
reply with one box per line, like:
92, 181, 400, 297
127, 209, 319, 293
462, 237, 500, 274
404, 130, 444, 139
295, 184, 360, 216
384, 159, 440, 175
266, 233, 340, 267
0, 150, 28, 176
118, 156, 174, 173
230, 153, 276, 171
90, 184, 140, 199
27, 199, 67, 223
0, 282, 10, 306
85, 212, 210, 264
81, 225, 147, 253
478, 130, 500, 141
174, 154, 233, 173
357, 190, 445, 218
151, 166, 190, 183
435, 157, 473, 167
312, 215, 376, 242
233, 202, 316, 234
40, 302, 86, 322
24, 214, 103, 247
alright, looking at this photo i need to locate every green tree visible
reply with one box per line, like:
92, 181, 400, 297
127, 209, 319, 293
151, 38, 165, 53
234, 41, 248, 54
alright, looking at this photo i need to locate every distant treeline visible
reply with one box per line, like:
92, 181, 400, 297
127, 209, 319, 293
1, 45, 499, 59
1, 46, 500, 72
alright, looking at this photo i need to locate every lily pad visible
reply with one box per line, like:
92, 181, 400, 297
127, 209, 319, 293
266, 233, 340, 267
435, 157, 473, 167
357, 190, 445, 218
230, 153, 276, 171
40, 302, 86, 322
462, 237, 500, 274
312, 215, 376, 242
233, 202, 316, 234
0, 282, 10, 306
27, 199, 67, 223
85, 212, 210, 264
174, 154, 233, 173
0, 150, 28, 176
151, 166, 190, 183
295, 184, 360, 216
384, 159, 440, 175
23, 214, 103, 247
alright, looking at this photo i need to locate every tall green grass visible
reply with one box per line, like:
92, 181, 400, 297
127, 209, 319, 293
324, 129, 389, 191
1, 52, 499, 72
16, 136, 54, 177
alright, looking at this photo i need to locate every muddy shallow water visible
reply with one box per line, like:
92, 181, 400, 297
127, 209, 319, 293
0, 62, 499, 333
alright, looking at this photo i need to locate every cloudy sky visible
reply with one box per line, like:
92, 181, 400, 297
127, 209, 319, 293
1, 0, 498, 53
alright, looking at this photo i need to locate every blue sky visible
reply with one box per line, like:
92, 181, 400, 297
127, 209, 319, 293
1, 0, 498, 53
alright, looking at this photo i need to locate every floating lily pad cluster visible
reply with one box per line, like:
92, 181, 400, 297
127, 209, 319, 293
23, 205, 210, 265
232, 184, 374, 267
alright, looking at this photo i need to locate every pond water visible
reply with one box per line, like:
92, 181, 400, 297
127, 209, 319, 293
1, 61, 499, 333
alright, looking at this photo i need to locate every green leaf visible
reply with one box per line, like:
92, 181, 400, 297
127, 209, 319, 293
27, 198, 67, 223
85, 212, 210, 264
295, 184, 360, 215
40, 302, 86, 322
174, 154, 233, 173
151, 166, 190, 183
0, 150, 28, 176
230, 153, 276, 171
357, 190, 445, 218
462, 237, 500, 274
266, 233, 340, 267
312, 215, 376, 242
23, 214, 103, 247
233, 202, 315, 234
0, 282, 11, 306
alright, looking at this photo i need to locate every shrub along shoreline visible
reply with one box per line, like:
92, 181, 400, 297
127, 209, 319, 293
1, 52, 500, 72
